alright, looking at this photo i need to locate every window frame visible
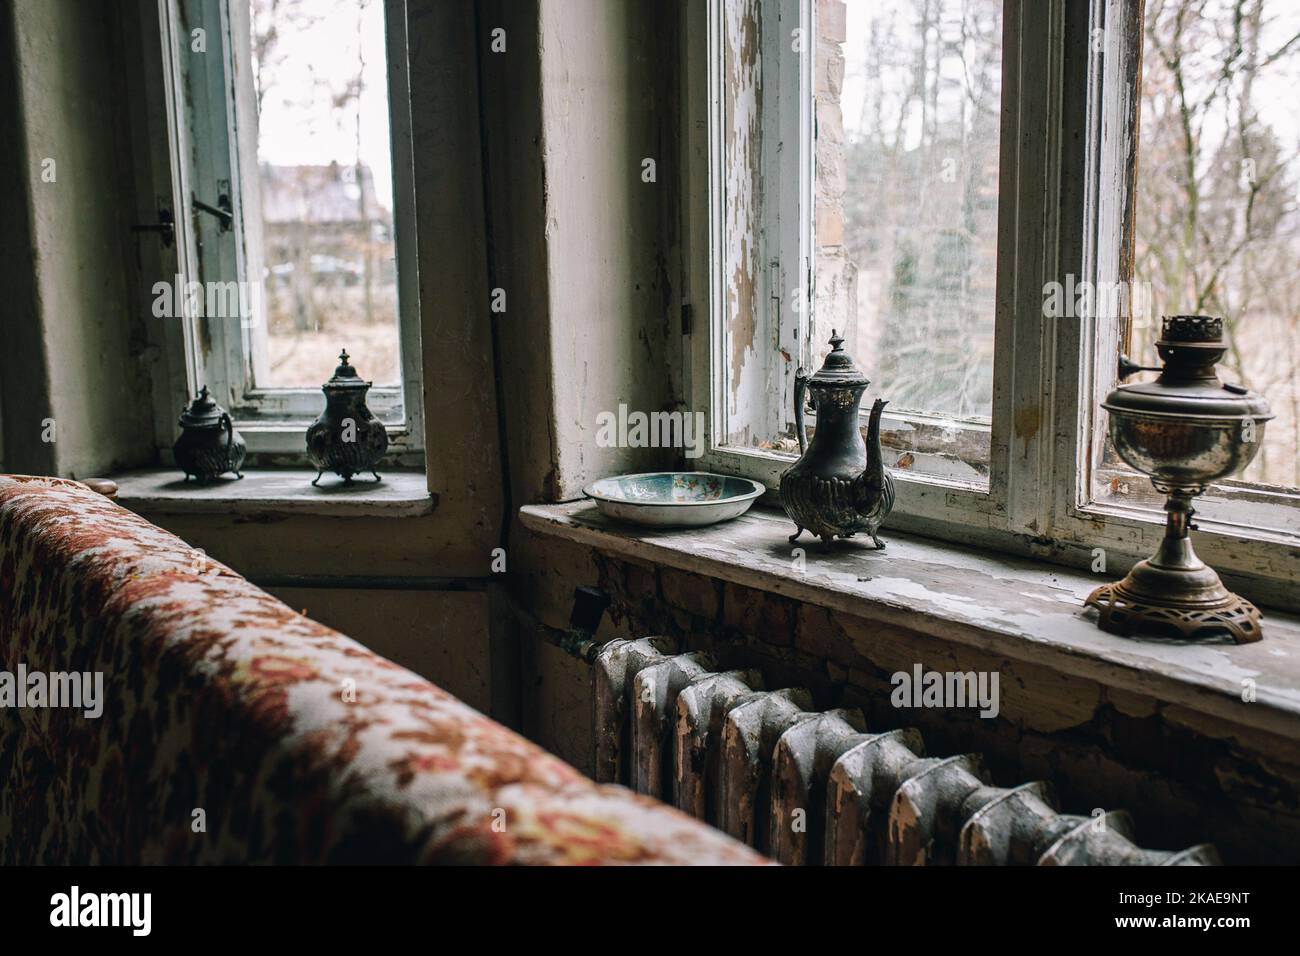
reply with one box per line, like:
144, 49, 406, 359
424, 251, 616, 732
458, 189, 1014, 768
685, 0, 1300, 612
149, 0, 423, 461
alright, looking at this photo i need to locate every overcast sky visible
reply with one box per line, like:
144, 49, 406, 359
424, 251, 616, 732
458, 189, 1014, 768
251, 0, 394, 211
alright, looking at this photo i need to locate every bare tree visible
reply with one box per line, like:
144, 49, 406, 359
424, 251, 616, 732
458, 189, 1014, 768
1135, 0, 1300, 486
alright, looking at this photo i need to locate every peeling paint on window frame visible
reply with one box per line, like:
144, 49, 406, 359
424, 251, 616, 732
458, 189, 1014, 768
683, 0, 1300, 613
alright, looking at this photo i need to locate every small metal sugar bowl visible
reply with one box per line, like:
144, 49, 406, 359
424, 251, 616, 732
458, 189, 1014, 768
306, 349, 388, 485
173, 386, 245, 482
1085, 315, 1273, 643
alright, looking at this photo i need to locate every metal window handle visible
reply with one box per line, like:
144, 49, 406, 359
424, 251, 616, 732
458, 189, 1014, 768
130, 205, 175, 247
192, 192, 233, 231
1117, 353, 1160, 380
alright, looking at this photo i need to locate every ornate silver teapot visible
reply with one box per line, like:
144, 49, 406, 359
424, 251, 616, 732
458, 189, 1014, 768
173, 386, 245, 482
780, 332, 895, 548
306, 350, 389, 485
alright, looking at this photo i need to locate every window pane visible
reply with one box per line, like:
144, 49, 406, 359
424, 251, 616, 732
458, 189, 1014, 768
825, 0, 1002, 473
246, 0, 400, 388
1098, 0, 1300, 517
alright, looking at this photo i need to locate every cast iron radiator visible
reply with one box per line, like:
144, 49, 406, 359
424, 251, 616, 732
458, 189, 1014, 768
592, 637, 1220, 866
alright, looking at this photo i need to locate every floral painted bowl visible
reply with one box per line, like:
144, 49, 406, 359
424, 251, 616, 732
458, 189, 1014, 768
582, 472, 766, 528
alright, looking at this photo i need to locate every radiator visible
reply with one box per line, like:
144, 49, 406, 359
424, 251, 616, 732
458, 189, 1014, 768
593, 637, 1220, 866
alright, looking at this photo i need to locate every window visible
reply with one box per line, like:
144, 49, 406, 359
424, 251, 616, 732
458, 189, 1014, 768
686, 0, 1300, 609
150, 0, 421, 459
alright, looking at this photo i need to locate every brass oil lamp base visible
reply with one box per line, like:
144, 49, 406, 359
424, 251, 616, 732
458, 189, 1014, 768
1087, 315, 1272, 645
1085, 489, 1262, 643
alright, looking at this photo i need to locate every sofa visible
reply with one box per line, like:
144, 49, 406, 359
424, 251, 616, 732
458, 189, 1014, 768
0, 474, 764, 864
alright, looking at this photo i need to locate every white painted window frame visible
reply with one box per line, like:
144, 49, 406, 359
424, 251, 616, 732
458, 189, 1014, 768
685, 0, 1300, 611
153, 0, 423, 460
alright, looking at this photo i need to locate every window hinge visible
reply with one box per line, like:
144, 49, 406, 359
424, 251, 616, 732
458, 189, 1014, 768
770, 260, 782, 347
681, 302, 694, 336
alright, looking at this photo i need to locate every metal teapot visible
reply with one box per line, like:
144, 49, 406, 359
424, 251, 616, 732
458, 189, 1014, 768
306, 349, 388, 485
173, 386, 246, 482
779, 331, 894, 548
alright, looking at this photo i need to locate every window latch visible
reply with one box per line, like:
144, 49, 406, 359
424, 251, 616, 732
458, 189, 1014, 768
192, 191, 233, 232
130, 205, 175, 248
1117, 354, 1160, 380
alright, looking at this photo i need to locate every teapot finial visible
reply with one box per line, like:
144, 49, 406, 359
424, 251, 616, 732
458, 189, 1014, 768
829, 329, 843, 350
332, 349, 361, 379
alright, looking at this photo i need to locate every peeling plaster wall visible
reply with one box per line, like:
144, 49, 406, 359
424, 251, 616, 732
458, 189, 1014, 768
537, 0, 681, 499
407, 0, 504, 554
0, 0, 154, 477
487, 0, 683, 506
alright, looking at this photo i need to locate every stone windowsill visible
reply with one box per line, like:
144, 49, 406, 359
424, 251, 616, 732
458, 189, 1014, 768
519, 500, 1300, 742
109, 468, 435, 518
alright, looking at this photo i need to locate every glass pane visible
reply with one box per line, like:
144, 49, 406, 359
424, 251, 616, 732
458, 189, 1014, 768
1101, 0, 1300, 510
825, 0, 1002, 474
246, 0, 400, 387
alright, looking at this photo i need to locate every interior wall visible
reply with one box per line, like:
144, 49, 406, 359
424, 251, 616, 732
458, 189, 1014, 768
0, 0, 154, 477
407, 0, 505, 556
483, 0, 684, 507
478, 0, 689, 742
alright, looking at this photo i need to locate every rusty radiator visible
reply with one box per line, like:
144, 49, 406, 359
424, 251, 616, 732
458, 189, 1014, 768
592, 637, 1220, 866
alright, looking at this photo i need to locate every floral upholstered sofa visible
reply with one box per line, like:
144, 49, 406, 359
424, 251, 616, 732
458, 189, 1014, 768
0, 474, 764, 864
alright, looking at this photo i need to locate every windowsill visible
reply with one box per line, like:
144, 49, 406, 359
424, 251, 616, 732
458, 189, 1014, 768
518, 500, 1300, 742
231, 425, 425, 468
111, 467, 435, 518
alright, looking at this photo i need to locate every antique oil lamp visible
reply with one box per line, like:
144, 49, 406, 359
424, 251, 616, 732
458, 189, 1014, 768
173, 386, 245, 482
1085, 315, 1272, 643
306, 349, 389, 485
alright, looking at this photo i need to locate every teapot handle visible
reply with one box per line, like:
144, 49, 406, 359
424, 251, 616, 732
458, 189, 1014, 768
220, 412, 234, 469
794, 368, 809, 454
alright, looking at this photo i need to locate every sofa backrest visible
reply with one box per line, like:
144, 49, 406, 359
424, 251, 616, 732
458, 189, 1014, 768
0, 475, 765, 864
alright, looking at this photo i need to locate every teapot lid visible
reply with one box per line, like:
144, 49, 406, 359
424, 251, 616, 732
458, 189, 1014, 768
322, 349, 371, 391
178, 386, 227, 428
807, 331, 870, 387
1103, 316, 1272, 421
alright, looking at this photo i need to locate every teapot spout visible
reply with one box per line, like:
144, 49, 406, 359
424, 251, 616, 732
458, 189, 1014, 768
862, 398, 888, 488
852, 398, 895, 544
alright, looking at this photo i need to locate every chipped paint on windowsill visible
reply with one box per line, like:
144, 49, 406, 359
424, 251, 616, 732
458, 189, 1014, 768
519, 499, 1300, 743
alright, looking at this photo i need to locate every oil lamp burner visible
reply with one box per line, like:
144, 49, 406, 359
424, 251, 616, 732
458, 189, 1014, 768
1085, 315, 1272, 643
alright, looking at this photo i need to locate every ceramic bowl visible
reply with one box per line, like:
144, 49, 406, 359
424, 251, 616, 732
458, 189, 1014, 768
582, 472, 765, 528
